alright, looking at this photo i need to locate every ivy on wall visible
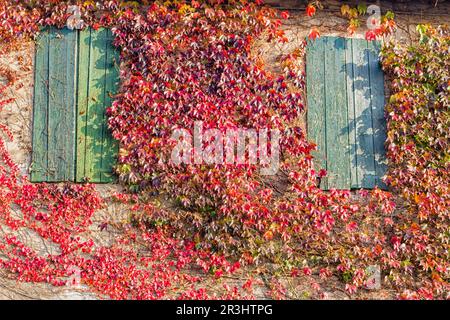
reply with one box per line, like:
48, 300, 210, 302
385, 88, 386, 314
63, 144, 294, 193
380, 25, 449, 299
0, 1, 448, 299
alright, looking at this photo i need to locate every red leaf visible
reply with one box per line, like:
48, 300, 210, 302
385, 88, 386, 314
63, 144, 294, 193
308, 28, 320, 40
365, 30, 377, 41
280, 11, 290, 20
306, 4, 316, 17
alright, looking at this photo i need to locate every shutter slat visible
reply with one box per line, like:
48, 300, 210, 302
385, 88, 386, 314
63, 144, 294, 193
306, 37, 328, 189
76, 28, 91, 182
345, 38, 359, 189
31, 29, 50, 182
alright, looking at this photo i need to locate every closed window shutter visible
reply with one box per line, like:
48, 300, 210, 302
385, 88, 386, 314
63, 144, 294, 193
31, 27, 119, 183
306, 36, 387, 190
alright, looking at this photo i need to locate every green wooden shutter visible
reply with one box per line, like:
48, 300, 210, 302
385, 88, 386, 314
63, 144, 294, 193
306, 36, 387, 190
76, 28, 119, 183
31, 27, 119, 183
31, 28, 77, 182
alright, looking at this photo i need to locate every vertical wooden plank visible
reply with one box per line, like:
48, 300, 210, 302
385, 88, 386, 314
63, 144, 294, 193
76, 28, 91, 182
100, 28, 119, 183
324, 37, 351, 189
352, 39, 376, 189
65, 29, 78, 181
368, 40, 388, 189
31, 29, 50, 182
345, 38, 359, 189
306, 37, 328, 189
47, 28, 77, 182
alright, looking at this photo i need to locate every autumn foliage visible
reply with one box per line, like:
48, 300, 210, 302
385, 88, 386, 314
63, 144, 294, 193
0, 1, 448, 299
380, 25, 449, 299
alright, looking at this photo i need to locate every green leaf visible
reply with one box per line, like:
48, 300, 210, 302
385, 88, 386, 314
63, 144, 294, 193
385, 10, 395, 20
357, 3, 367, 15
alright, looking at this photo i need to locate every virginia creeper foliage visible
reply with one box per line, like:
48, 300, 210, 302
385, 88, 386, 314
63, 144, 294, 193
0, 1, 448, 299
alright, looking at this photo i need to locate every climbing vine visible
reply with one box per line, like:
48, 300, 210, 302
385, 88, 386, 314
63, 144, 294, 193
0, 1, 448, 299
340, 3, 396, 39
380, 25, 450, 299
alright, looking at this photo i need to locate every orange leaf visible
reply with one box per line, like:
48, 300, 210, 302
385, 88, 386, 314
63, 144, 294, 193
308, 28, 320, 40
263, 230, 274, 241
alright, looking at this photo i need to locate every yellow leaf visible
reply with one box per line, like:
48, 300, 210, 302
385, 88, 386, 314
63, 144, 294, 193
349, 8, 359, 18
119, 148, 129, 157
341, 4, 350, 16
120, 1, 139, 8
83, 0, 95, 7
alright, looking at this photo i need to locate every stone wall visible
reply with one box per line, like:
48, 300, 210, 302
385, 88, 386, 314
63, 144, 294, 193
0, 41, 34, 177
0, 1, 448, 300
